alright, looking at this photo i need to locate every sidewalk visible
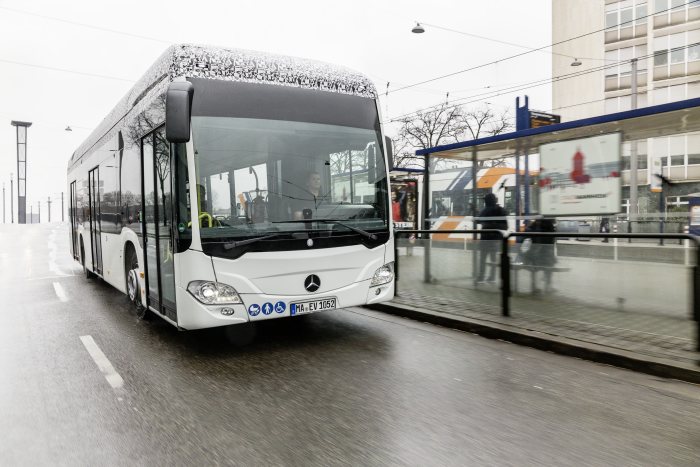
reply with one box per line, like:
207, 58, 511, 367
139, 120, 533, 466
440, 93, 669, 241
369, 252, 700, 383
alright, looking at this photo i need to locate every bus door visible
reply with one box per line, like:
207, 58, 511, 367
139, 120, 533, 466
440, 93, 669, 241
88, 167, 102, 274
141, 128, 177, 319
70, 181, 79, 260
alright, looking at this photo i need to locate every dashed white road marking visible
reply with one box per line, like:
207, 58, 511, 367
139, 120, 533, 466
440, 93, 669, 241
53, 282, 68, 302
79, 335, 124, 390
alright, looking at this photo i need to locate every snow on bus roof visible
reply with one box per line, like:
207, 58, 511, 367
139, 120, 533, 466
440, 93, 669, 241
70, 44, 377, 164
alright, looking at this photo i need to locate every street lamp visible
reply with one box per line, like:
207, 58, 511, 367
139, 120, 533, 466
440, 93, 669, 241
411, 22, 425, 34
11, 120, 32, 224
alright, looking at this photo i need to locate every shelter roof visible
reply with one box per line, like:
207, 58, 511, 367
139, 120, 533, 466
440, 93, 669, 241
416, 98, 700, 161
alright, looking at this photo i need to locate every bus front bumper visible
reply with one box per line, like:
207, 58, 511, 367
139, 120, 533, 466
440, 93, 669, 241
175, 279, 394, 330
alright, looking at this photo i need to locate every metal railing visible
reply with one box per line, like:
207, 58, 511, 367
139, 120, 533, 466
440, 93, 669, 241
393, 229, 700, 352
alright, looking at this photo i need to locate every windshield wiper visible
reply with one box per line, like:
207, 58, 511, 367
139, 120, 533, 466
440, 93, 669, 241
272, 219, 377, 240
315, 219, 378, 240
222, 233, 288, 250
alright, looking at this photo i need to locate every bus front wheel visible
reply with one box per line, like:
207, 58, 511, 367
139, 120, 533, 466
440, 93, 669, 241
125, 245, 150, 320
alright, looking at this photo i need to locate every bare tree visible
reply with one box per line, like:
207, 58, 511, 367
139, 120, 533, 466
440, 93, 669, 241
389, 136, 419, 169
458, 106, 513, 170
329, 150, 369, 175
391, 102, 513, 171
393, 103, 466, 171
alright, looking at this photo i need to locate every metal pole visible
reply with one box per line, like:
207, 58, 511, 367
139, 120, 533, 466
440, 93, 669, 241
524, 152, 530, 217
501, 235, 511, 317
394, 235, 399, 296
48, 196, 51, 223
515, 153, 521, 231
471, 147, 478, 283
11, 121, 31, 224
423, 153, 431, 283
348, 150, 354, 202
629, 58, 639, 241
659, 187, 665, 246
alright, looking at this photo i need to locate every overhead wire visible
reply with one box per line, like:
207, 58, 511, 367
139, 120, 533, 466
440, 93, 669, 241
0, 58, 136, 83
389, 0, 700, 96
386, 60, 617, 122
416, 22, 608, 62
385, 40, 699, 123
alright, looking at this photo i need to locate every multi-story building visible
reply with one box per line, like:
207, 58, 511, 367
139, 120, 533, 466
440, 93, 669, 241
552, 0, 700, 214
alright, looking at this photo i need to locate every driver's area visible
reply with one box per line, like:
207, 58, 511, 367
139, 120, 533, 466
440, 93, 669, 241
190, 116, 389, 250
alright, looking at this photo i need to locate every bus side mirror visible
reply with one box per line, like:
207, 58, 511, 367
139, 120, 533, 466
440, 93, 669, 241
166, 82, 194, 143
385, 136, 394, 171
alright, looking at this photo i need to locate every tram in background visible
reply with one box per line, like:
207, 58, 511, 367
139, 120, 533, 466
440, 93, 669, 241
390, 166, 534, 232
67, 44, 394, 330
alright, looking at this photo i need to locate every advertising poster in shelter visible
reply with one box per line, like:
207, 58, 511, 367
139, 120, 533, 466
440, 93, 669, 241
538, 133, 622, 216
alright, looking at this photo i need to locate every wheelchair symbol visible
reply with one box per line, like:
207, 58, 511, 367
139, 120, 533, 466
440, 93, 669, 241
274, 301, 286, 313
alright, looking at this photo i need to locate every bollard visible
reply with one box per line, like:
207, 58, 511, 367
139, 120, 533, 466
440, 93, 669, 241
613, 224, 618, 261
501, 235, 511, 317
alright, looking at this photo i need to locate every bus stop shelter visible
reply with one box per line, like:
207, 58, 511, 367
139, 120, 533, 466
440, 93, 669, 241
415, 96, 700, 228
392, 98, 700, 365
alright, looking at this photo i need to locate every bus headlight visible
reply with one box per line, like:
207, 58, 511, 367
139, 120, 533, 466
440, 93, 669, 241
370, 262, 394, 287
187, 281, 242, 305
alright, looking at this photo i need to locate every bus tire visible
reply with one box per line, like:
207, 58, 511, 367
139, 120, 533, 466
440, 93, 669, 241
80, 238, 95, 280
125, 244, 150, 320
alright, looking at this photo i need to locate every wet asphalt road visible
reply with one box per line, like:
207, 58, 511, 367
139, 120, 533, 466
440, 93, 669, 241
1, 223, 699, 466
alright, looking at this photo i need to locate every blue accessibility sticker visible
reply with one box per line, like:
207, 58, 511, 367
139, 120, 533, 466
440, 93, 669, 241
248, 304, 261, 316
274, 301, 286, 314
261, 302, 274, 315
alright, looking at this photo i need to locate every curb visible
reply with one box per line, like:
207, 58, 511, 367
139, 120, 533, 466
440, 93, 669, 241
367, 302, 700, 385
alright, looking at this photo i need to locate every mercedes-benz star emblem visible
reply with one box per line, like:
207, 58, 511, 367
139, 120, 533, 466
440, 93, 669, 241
304, 274, 320, 292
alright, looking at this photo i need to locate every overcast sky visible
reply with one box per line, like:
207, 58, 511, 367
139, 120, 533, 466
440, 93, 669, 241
0, 0, 552, 220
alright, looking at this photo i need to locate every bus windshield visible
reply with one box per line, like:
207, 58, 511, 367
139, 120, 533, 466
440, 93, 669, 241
190, 116, 389, 244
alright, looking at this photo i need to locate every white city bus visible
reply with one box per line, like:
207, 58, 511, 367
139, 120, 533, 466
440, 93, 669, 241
67, 44, 394, 330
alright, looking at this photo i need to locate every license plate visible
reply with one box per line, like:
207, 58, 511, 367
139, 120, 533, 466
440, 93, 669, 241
290, 297, 337, 315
